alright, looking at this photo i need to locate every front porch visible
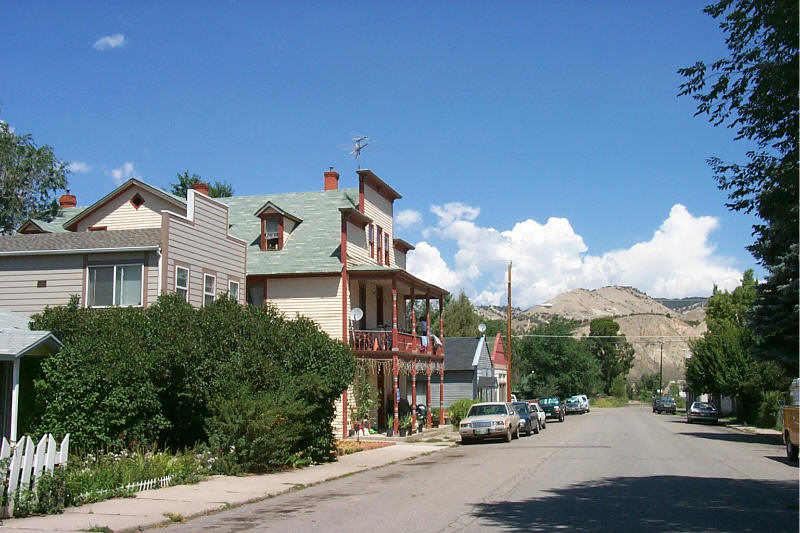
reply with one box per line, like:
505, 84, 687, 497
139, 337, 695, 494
345, 268, 448, 436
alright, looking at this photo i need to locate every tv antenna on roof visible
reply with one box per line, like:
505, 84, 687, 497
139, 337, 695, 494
349, 136, 369, 169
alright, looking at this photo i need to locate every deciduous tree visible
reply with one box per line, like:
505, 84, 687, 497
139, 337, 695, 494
679, 0, 798, 372
170, 170, 234, 198
0, 121, 69, 234
587, 317, 635, 395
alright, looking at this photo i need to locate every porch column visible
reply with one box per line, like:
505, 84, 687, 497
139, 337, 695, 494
10, 358, 20, 442
411, 357, 417, 433
341, 390, 348, 440
391, 276, 398, 350
392, 354, 399, 435
426, 361, 433, 428
411, 285, 416, 353
438, 296, 444, 342
439, 363, 445, 425
426, 297, 432, 354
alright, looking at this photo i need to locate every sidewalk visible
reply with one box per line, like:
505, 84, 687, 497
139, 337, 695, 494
0, 439, 455, 533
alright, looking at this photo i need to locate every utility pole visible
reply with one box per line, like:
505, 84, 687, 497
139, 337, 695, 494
506, 262, 512, 403
659, 342, 663, 396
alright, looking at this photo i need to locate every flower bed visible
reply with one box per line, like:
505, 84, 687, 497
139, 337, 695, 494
334, 441, 395, 456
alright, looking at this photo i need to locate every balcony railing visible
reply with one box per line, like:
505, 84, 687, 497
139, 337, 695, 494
349, 329, 442, 355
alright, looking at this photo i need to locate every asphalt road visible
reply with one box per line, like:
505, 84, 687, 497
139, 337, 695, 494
158, 404, 798, 533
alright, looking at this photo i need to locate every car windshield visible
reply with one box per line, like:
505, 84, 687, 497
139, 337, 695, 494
540, 398, 559, 405
567, 397, 579, 402
468, 404, 506, 417
694, 402, 714, 410
662, 398, 675, 404
512, 403, 528, 414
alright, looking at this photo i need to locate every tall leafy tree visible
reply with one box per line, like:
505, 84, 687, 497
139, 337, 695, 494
588, 317, 635, 395
0, 121, 69, 234
514, 316, 601, 399
686, 270, 786, 421
170, 170, 234, 198
678, 0, 798, 372
440, 290, 480, 337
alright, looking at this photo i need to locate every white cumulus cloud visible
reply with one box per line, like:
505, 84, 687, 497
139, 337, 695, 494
67, 161, 91, 173
93, 34, 126, 50
395, 209, 422, 229
108, 162, 140, 184
407, 202, 742, 307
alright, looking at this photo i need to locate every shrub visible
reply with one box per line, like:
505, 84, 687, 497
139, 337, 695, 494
609, 375, 628, 399
756, 390, 783, 430
449, 398, 479, 427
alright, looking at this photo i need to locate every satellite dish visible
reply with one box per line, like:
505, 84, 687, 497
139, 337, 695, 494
350, 307, 364, 322
478, 323, 486, 334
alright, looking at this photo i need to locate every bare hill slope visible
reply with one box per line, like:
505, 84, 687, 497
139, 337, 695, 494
476, 286, 707, 382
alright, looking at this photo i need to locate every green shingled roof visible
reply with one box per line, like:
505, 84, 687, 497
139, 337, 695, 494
219, 188, 360, 275
23, 206, 86, 233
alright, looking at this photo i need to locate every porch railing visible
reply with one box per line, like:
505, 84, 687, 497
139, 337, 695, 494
349, 329, 442, 355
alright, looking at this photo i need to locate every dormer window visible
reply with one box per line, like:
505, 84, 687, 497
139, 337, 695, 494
265, 217, 280, 250
130, 193, 145, 210
254, 201, 301, 252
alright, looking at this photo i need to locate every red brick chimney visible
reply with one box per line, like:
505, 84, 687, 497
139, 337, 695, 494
59, 190, 77, 208
192, 182, 210, 195
324, 167, 339, 191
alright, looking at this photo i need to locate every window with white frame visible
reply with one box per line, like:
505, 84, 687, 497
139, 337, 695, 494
203, 274, 216, 306
87, 264, 143, 307
175, 266, 189, 301
228, 280, 239, 300
265, 217, 280, 250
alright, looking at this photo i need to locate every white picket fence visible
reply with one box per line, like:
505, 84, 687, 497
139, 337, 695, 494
0, 434, 69, 518
79, 474, 173, 501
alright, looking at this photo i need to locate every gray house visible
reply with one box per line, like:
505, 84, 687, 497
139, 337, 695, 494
441, 336, 497, 408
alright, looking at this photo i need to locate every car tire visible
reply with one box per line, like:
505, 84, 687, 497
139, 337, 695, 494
687, 418, 693, 424
542, 420, 546, 429
786, 434, 799, 461
514, 425, 520, 439
461, 437, 473, 445
533, 421, 540, 434
559, 414, 564, 422
505, 427, 512, 442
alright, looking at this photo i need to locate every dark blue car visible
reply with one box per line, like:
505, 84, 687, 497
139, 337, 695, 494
512, 401, 539, 436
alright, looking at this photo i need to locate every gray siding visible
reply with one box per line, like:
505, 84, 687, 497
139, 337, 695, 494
442, 370, 475, 408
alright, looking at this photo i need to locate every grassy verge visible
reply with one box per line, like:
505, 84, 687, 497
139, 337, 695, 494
592, 396, 629, 408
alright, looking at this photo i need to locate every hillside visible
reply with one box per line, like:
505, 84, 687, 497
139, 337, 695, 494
475, 286, 707, 382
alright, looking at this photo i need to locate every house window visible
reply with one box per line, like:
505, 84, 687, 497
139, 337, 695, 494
229, 280, 240, 300
131, 194, 145, 210
203, 274, 216, 306
384, 234, 390, 266
264, 217, 280, 250
87, 264, 143, 307
368, 224, 375, 258
376, 227, 383, 265
175, 266, 189, 302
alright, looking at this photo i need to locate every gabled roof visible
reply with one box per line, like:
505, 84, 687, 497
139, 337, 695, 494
357, 169, 402, 201
219, 188, 360, 276
253, 201, 302, 223
393, 238, 415, 253
19, 206, 87, 234
443, 336, 487, 371
0, 308, 62, 360
63, 178, 185, 231
0, 228, 161, 255
491, 332, 507, 367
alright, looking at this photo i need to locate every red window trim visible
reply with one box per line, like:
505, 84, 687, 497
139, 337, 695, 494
260, 214, 284, 251
130, 194, 145, 210
88, 226, 107, 231
377, 227, 383, 265
384, 233, 390, 266
368, 224, 375, 258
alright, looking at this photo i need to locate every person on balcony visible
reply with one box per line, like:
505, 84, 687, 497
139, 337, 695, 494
419, 318, 428, 352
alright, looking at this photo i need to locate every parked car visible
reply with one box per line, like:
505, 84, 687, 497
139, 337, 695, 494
686, 401, 719, 424
782, 378, 799, 461
539, 396, 565, 422
565, 396, 583, 414
529, 402, 547, 430
652, 397, 662, 412
654, 396, 677, 414
578, 394, 590, 412
512, 401, 538, 436
459, 402, 521, 444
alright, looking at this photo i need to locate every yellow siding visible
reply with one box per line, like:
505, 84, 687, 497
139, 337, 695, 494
363, 187, 393, 266
267, 276, 343, 339
76, 188, 183, 231
346, 221, 369, 266
165, 194, 247, 307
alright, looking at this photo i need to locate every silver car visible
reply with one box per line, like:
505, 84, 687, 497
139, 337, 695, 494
459, 402, 521, 444
529, 402, 547, 429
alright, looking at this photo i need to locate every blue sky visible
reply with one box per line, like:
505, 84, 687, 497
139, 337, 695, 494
1, 2, 760, 308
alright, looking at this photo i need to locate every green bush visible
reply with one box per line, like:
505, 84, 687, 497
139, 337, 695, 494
28, 293, 355, 468
449, 398, 479, 427
609, 375, 628, 399
756, 390, 783, 429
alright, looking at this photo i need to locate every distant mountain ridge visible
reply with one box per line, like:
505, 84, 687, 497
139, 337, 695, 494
475, 286, 708, 382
